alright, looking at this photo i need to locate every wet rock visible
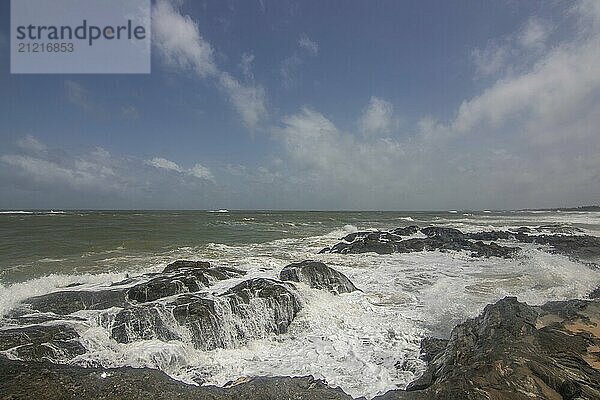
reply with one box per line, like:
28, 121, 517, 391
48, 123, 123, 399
325, 225, 598, 261
391, 225, 420, 236
379, 297, 600, 400
279, 260, 358, 294
535, 224, 584, 235
127, 262, 246, 303
0, 356, 354, 400
528, 234, 600, 261
25, 289, 129, 315
327, 226, 519, 258
420, 227, 463, 240
0, 324, 86, 362
111, 278, 302, 351
163, 260, 212, 273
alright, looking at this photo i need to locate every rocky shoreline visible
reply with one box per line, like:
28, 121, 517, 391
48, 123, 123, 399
1, 224, 599, 399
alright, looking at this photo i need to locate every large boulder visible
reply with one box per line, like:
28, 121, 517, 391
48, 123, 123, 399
377, 297, 600, 400
110, 278, 302, 351
279, 260, 358, 294
127, 261, 246, 303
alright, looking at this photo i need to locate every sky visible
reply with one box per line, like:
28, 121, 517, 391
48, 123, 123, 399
0, 0, 599, 210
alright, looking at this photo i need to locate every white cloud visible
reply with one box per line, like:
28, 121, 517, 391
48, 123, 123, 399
0, 138, 219, 208
219, 72, 268, 128
519, 18, 552, 49
280, 34, 319, 88
298, 34, 319, 56
471, 41, 511, 77
239, 52, 255, 79
152, 0, 267, 128
358, 96, 398, 136
270, 1, 600, 209
146, 157, 183, 172
471, 17, 554, 77
64, 80, 91, 110
146, 156, 215, 182
189, 163, 215, 182
16, 135, 46, 153
152, 0, 217, 78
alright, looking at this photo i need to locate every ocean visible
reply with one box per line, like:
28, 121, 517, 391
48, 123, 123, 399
1, 210, 600, 398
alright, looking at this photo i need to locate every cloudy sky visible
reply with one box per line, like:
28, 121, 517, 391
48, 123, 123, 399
0, 0, 599, 210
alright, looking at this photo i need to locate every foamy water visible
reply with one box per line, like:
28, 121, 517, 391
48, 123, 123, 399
1, 210, 599, 398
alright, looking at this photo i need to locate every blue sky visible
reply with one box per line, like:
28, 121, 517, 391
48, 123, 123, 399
0, 0, 599, 210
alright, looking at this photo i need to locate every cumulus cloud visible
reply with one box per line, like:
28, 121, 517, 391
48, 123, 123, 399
518, 18, 553, 49
152, 0, 267, 128
146, 157, 183, 172
0, 137, 218, 208
270, 2, 600, 209
358, 97, 398, 136
471, 16, 554, 77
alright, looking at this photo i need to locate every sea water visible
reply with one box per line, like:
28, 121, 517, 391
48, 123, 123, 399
1, 210, 599, 398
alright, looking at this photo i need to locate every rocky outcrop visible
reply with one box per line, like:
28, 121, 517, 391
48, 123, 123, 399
11, 261, 301, 362
325, 227, 519, 258
323, 225, 600, 261
377, 297, 600, 400
0, 324, 86, 362
25, 289, 129, 315
110, 278, 302, 351
127, 260, 246, 303
279, 260, 359, 294
0, 356, 353, 400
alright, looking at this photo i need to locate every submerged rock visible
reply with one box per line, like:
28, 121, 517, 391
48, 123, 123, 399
110, 278, 302, 351
378, 297, 600, 400
279, 260, 358, 294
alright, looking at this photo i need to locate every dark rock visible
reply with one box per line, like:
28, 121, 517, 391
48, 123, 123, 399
325, 224, 598, 261
0, 324, 86, 362
379, 297, 600, 400
163, 260, 212, 273
111, 278, 302, 351
418, 337, 448, 363
127, 263, 245, 303
25, 289, 128, 315
535, 224, 584, 235
465, 230, 512, 241
589, 286, 600, 299
511, 226, 533, 234
391, 226, 420, 236
340, 231, 375, 242
0, 356, 353, 400
279, 260, 358, 294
